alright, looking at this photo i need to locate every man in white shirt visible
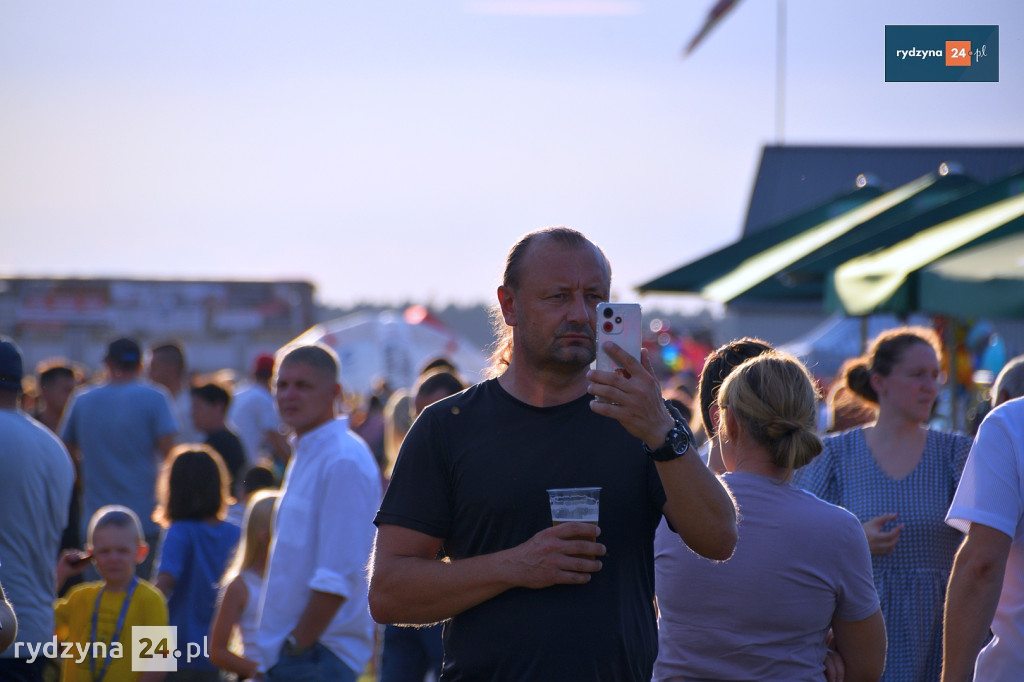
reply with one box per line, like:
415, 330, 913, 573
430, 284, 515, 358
256, 344, 381, 682
942, 396, 1024, 682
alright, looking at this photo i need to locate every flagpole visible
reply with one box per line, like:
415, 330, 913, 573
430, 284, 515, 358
775, 0, 786, 144
685, 0, 785, 141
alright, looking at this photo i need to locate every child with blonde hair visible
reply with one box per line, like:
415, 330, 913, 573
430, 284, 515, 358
209, 491, 278, 680
54, 505, 168, 682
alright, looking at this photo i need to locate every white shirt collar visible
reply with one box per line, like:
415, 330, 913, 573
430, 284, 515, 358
291, 415, 350, 449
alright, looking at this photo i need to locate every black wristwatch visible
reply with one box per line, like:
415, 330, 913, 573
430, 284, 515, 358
643, 418, 692, 461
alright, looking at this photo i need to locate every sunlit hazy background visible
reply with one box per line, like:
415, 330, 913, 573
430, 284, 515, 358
4, 1, 1022, 311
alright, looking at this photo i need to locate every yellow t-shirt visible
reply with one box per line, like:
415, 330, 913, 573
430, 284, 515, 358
54, 579, 168, 682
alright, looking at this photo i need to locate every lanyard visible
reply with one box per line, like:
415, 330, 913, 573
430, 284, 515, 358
90, 576, 138, 682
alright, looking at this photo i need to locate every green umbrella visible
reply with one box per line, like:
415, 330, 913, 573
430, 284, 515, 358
920, 232, 1024, 318
698, 169, 982, 303
828, 192, 1024, 316
638, 182, 883, 294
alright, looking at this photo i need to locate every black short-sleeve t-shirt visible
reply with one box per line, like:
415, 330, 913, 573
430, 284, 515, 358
205, 428, 246, 490
375, 379, 666, 681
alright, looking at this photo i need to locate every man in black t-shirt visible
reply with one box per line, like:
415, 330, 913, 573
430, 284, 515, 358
191, 382, 246, 496
369, 227, 738, 681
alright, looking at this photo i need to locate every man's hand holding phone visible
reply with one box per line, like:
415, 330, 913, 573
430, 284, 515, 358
589, 339, 675, 450
594, 303, 642, 396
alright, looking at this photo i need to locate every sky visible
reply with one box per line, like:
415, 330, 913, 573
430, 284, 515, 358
3, 1, 1022, 312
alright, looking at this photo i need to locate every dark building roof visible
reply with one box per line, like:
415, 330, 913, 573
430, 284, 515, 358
743, 145, 1024, 237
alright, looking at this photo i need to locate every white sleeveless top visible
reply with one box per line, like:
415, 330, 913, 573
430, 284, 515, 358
239, 568, 263, 658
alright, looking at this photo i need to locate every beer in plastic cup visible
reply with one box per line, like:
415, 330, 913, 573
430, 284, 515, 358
546, 487, 601, 525
547, 487, 601, 559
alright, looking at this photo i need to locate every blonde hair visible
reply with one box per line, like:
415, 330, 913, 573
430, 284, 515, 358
383, 389, 413, 477
718, 351, 823, 481
222, 490, 279, 584
87, 505, 145, 547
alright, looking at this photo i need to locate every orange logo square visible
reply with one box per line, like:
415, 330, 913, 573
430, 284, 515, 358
946, 41, 971, 66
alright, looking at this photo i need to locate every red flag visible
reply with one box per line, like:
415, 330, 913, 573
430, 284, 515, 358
684, 0, 743, 56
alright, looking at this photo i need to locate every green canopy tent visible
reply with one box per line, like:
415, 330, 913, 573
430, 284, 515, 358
919, 232, 1024, 318
699, 168, 992, 304
827, 191, 1024, 317
638, 181, 884, 294
735, 170, 1024, 304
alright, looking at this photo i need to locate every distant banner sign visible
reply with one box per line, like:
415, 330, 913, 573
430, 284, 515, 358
885, 25, 998, 82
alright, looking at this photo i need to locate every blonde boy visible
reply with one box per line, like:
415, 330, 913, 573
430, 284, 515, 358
55, 506, 168, 682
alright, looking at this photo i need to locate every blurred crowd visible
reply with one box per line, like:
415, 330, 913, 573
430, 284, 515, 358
1, 239, 1023, 682
0, 334, 468, 682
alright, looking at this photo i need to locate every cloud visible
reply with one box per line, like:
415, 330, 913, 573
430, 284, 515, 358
465, 0, 643, 17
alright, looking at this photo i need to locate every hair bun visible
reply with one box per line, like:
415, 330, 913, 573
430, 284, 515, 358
766, 418, 802, 441
717, 351, 822, 479
845, 361, 878, 404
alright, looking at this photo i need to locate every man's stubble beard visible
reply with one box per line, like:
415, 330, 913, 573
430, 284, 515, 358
545, 326, 597, 373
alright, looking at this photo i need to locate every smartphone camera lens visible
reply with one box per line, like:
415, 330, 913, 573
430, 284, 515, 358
603, 307, 614, 319
603, 321, 614, 332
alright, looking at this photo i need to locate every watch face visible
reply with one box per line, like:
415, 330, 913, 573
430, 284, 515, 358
645, 418, 691, 461
669, 426, 689, 454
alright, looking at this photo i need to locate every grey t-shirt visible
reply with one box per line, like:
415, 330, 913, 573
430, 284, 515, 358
61, 380, 178, 537
0, 409, 74, 653
654, 471, 879, 681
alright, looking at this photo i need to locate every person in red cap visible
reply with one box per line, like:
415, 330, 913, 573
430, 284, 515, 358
228, 353, 290, 476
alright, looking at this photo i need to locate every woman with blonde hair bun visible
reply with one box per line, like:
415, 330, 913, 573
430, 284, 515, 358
717, 350, 823, 479
654, 350, 886, 681
793, 326, 971, 681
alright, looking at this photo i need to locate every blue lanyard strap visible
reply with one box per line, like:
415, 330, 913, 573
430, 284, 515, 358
90, 576, 138, 682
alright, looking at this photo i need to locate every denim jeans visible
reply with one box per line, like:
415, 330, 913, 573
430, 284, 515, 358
380, 623, 443, 682
266, 642, 356, 682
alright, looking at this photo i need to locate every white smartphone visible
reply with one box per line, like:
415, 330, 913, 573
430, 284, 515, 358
595, 302, 642, 376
